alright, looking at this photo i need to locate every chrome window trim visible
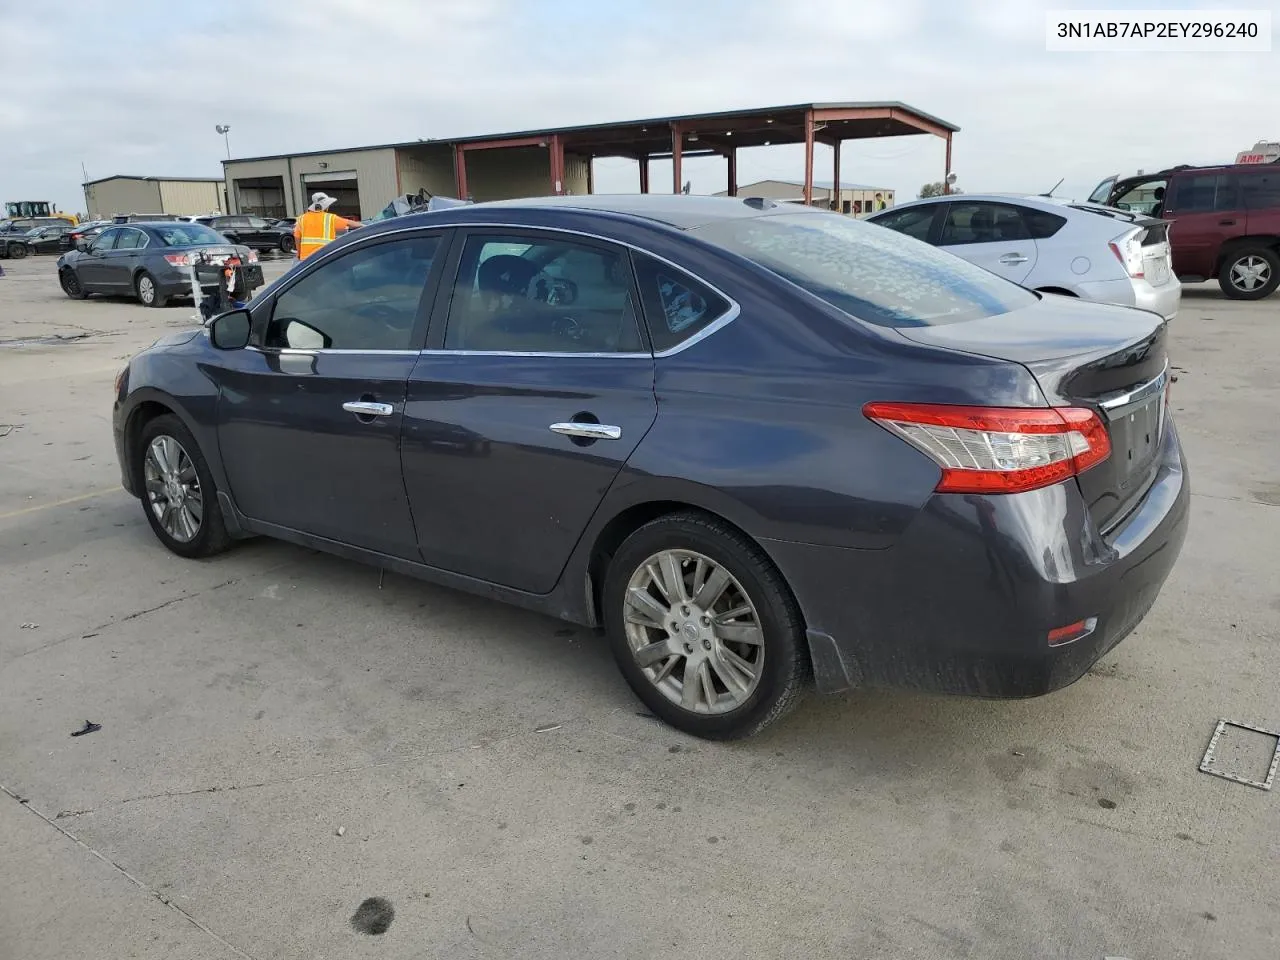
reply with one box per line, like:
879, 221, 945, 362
1097, 363, 1169, 416
274, 220, 741, 359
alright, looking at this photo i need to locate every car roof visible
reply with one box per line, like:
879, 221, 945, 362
427, 194, 828, 230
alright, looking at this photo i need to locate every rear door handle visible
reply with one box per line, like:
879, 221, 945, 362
998, 253, 1028, 264
549, 422, 622, 440
343, 401, 394, 417
1218, 219, 1236, 226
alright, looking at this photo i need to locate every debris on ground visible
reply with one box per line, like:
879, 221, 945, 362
350, 897, 394, 935
19, 622, 38, 629
69, 720, 102, 737
336, 825, 346, 837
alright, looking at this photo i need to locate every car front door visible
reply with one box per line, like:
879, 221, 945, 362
1164, 172, 1244, 278
400, 229, 658, 593
866, 203, 941, 243
936, 201, 1038, 283
214, 216, 248, 243
243, 216, 275, 248
75, 227, 121, 289
101, 226, 147, 290
212, 231, 447, 559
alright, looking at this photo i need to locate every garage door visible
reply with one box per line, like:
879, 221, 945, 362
301, 173, 360, 219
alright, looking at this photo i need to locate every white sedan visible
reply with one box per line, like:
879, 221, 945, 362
868, 194, 1180, 320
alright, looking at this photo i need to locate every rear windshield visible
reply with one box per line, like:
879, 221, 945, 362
690, 211, 1035, 327
155, 223, 226, 246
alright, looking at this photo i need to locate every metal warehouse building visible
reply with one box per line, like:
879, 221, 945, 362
83, 176, 225, 220
221, 102, 956, 221
717, 179, 896, 214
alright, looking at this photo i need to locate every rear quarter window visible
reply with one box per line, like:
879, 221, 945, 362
1024, 208, 1067, 239
632, 254, 731, 352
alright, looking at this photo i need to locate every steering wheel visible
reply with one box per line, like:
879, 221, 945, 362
551, 316, 585, 342
526, 271, 578, 305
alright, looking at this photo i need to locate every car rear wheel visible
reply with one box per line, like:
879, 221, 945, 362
279, 235, 295, 254
1219, 247, 1280, 300
59, 268, 87, 300
136, 270, 168, 307
7, 242, 27, 260
603, 512, 809, 739
136, 414, 231, 559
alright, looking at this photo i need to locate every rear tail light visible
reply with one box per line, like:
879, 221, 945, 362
247, 250, 259, 263
164, 253, 192, 266
1108, 227, 1145, 279
863, 402, 1111, 495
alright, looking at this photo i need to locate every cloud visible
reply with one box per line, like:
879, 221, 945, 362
2, 0, 1274, 212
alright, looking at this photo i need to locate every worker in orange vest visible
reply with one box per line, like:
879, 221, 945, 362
293, 192, 361, 260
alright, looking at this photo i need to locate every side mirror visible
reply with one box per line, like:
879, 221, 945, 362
76, 240, 90, 252
281, 317, 332, 350
209, 309, 251, 349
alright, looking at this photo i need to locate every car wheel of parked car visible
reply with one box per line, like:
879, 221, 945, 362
1218, 246, 1280, 300
279, 235, 295, 254
59, 268, 87, 300
603, 512, 809, 740
135, 270, 168, 307
6, 242, 27, 260
136, 414, 232, 559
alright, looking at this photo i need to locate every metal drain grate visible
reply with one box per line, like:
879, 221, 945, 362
1200, 719, 1280, 790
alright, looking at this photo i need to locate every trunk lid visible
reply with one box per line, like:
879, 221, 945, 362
896, 298, 1169, 533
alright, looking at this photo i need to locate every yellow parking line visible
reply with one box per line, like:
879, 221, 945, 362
0, 487, 122, 521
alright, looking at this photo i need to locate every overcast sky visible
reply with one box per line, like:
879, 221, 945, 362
3, 0, 1275, 213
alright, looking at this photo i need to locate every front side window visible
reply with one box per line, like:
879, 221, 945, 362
266, 235, 440, 351
443, 235, 642, 353
91, 228, 120, 252
1111, 179, 1166, 214
692, 211, 1036, 328
114, 229, 145, 251
870, 205, 936, 241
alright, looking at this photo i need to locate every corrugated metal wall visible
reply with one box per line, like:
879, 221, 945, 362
395, 146, 457, 199
157, 180, 225, 216
464, 146, 588, 201
84, 179, 161, 219
223, 149, 399, 219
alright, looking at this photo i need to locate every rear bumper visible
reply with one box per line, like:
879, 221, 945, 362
765, 420, 1189, 698
1078, 276, 1181, 321
155, 263, 265, 298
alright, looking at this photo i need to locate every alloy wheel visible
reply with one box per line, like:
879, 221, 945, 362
623, 549, 765, 715
138, 274, 156, 304
143, 435, 203, 543
1230, 255, 1272, 293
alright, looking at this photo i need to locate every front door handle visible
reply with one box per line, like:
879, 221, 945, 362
1219, 219, 1236, 226
550, 422, 622, 441
343, 401, 394, 417
998, 253, 1028, 264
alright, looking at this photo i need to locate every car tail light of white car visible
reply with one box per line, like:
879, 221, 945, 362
1108, 227, 1146, 279
863, 402, 1111, 494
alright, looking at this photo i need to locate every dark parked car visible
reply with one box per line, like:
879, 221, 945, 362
58, 221, 264, 307
1, 217, 72, 257
111, 196, 1188, 738
60, 220, 111, 252
1091, 162, 1280, 299
199, 214, 295, 254
20, 223, 76, 255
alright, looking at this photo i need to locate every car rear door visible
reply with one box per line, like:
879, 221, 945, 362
936, 201, 1038, 283
400, 228, 658, 593
1164, 171, 1244, 278
213, 230, 448, 559
1241, 167, 1280, 236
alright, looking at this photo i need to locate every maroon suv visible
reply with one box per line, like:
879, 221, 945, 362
1091, 163, 1280, 300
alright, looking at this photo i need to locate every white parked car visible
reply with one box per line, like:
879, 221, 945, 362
868, 194, 1180, 320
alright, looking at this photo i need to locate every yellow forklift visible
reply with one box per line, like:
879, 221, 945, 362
3, 201, 78, 226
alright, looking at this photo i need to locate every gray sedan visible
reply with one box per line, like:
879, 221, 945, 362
56, 221, 265, 307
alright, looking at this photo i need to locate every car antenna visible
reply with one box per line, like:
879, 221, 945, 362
1040, 177, 1064, 197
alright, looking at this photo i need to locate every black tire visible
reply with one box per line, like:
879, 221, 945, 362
135, 270, 168, 307
7, 242, 27, 260
1218, 246, 1280, 300
135, 414, 232, 559
279, 234, 295, 254
59, 268, 87, 300
602, 511, 809, 740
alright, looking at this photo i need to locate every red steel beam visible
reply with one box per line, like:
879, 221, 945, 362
453, 145, 468, 200
639, 154, 649, 193
671, 122, 683, 194
549, 134, 565, 195
944, 132, 953, 195
832, 139, 841, 212
803, 110, 815, 205
586, 156, 594, 195
727, 146, 737, 197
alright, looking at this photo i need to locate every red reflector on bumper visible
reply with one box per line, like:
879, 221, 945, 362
1047, 617, 1098, 647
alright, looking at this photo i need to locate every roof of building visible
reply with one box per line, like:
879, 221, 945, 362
83, 175, 225, 186
223, 101, 959, 166
734, 178, 895, 192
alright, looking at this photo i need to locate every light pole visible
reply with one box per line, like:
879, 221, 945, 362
215, 124, 231, 160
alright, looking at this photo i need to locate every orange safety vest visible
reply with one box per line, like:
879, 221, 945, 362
295, 210, 345, 260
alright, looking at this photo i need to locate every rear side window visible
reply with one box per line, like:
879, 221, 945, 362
1240, 173, 1280, 210
1023, 208, 1067, 239
632, 255, 730, 352
1167, 174, 1236, 213
870, 205, 936, 241
939, 203, 1029, 244
691, 211, 1035, 328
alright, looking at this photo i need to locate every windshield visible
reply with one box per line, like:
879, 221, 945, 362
690, 211, 1036, 327
155, 223, 228, 246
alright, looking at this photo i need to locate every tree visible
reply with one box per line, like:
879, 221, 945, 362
918, 181, 961, 199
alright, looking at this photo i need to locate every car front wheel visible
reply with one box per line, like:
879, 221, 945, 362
59, 268, 87, 299
136, 414, 232, 559
7, 242, 27, 260
603, 512, 809, 739
279, 235, 295, 254
1219, 246, 1280, 300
